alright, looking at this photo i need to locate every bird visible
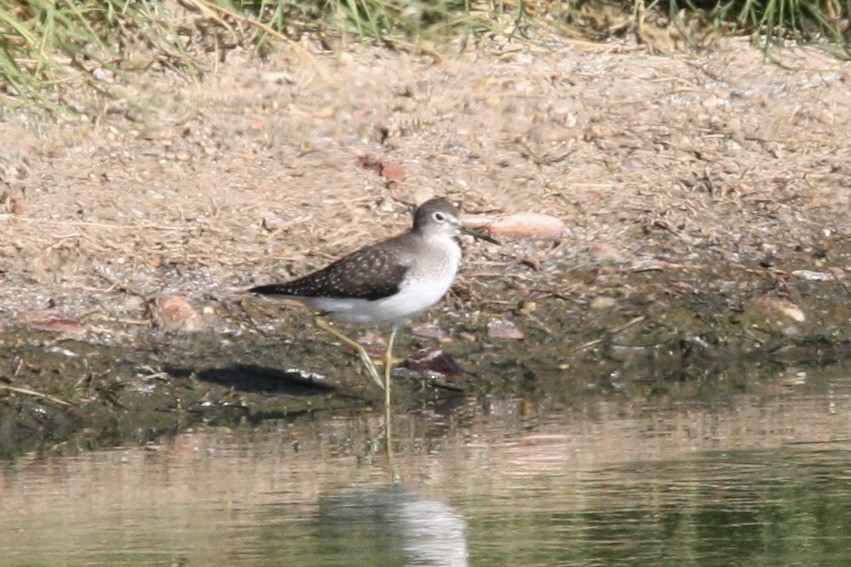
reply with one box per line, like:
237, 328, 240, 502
249, 197, 497, 404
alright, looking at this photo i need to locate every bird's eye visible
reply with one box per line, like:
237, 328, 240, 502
432, 212, 446, 222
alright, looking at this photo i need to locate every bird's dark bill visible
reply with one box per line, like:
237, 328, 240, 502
460, 226, 499, 245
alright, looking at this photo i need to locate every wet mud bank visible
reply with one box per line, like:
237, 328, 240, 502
2, 242, 848, 460
2, 40, 850, 458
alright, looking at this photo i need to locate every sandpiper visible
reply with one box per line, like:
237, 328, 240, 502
249, 197, 497, 403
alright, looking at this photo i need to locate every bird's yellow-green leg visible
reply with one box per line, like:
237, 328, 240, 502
383, 324, 400, 468
313, 315, 384, 390
383, 325, 399, 408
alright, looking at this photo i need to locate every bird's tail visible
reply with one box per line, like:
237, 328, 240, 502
248, 284, 294, 296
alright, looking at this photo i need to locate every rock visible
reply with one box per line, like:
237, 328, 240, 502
486, 319, 525, 340
411, 322, 448, 340
379, 161, 406, 183
358, 155, 406, 183
14, 310, 83, 335
465, 212, 570, 241
149, 296, 207, 333
260, 71, 295, 85
590, 296, 617, 310
791, 269, 840, 282
404, 348, 464, 376
756, 296, 806, 323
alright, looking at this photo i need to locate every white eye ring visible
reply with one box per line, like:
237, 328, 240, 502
432, 212, 446, 222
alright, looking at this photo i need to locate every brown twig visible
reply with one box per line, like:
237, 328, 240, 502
0, 383, 74, 407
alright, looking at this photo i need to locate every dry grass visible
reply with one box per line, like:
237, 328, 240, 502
1, 1, 848, 112
1, 37, 848, 331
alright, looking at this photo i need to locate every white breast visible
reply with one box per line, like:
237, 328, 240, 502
307, 237, 462, 325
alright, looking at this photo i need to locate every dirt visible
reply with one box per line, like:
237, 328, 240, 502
1, 32, 850, 458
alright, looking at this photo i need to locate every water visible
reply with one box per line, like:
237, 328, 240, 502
2, 376, 850, 566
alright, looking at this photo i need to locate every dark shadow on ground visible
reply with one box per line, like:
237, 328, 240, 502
167, 364, 338, 395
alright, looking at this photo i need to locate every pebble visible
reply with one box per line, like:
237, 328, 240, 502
149, 296, 207, 333
756, 296, 806, 323
465, 212, 570, 241
486, 319, 525, 340
14, 310, 83, 335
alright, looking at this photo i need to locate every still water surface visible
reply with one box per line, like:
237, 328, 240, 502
2, 376, 850, 566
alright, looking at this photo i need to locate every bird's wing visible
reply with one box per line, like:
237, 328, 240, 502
250, 242, 412, 301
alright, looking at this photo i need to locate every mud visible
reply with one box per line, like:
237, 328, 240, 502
1, 35, 849, 458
